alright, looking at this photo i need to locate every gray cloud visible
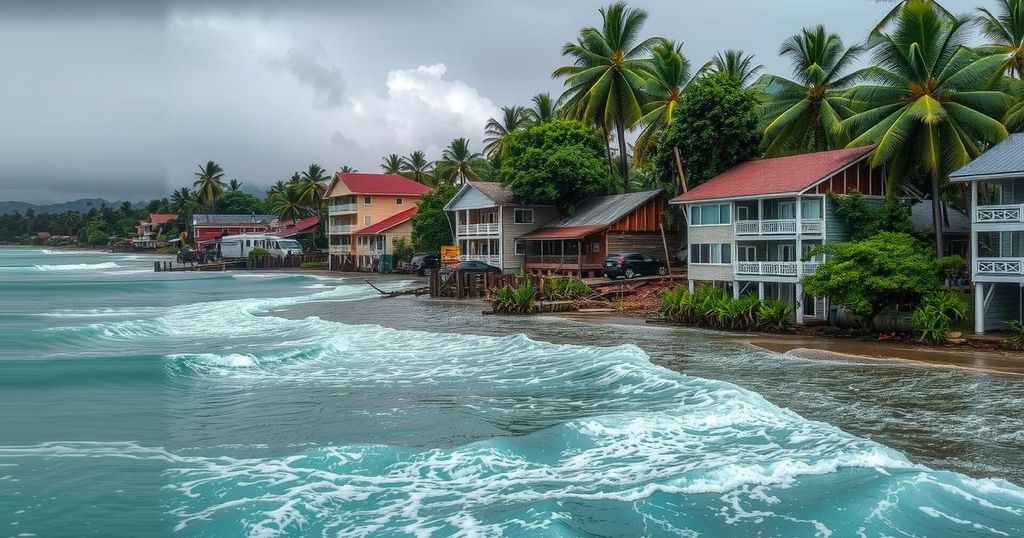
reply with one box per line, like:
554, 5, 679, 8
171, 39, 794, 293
0, 0, 983, 203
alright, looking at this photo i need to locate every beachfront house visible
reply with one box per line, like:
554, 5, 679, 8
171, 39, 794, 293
443, 181, 558, 272
520, 190, 676, 278
324, 172, 432, 270
353, 207, 417, 271
135, 213, 177, 240
949, 133, 1024, 334
192, 213, 275, 247
670, 146, 886, 324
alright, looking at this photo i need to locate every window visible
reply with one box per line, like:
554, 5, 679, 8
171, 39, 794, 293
737, 206, 749, 221
779, 244, 795, 262
800, 198, 822, 220
738, 245, 756, 262
514, 209, 534, 224
778, 201, 795, 219
363, 196, 372, 205
395, 197, 404, 205
689, 243, 732, 264
364, 216, 372, 226
515, 240, 526, 255
245, 239, 251, 247
592, 242, 601, 253
690, 203, 731, 226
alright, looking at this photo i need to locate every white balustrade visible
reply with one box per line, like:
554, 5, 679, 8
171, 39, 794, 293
735, 219, 823, 235
976, 257, 1024, 274
328, 244, 352, 254
460, 254, 500, 265
456, 223, 501, 236
976, 204, 1024, 223
735, 261, 799, 276
328, 203, 358, 215
328, 224, 358, 234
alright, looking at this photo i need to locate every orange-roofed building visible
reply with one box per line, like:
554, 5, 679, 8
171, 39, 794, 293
324, 172, 432, 270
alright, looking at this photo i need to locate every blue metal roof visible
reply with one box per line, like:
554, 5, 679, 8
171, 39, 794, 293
949, 133, 1024, 181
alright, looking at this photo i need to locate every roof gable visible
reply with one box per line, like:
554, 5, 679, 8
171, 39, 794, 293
950, 133, 1024, 182
672, 146, 876, 203
327, 173, 432, 197
355, 207, 418, 235
522, 191, 662, 239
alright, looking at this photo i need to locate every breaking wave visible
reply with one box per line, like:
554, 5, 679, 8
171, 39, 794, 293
0, 261, 120, 272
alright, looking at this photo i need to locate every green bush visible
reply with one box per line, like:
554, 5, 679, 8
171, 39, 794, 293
910, 290, 968, 343
658, 285, 792, 333
541, 277, 592, 300
248, 247, 268, 260
490, 280, 537, 314
1004, 320, 1024, 350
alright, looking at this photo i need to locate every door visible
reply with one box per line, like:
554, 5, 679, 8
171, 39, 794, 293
738, 245, 756, 262
778, 201, 795, 220
779, 244, 795, 262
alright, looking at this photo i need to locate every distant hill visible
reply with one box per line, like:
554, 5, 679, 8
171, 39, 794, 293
0, 198, 136, 215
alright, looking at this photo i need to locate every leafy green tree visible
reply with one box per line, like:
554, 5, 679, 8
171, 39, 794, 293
652, 71, 761, 192
217, 190, 267, 215
391, 236, 415, 264
497, 119, 613, 211
268, 184, 308, 224
553, 2, 659, 190
633, 39, 699, 168
828, 192, 915, 241
710, 49, 763, 87
411, 184, 458, 252
170, 187, 200, 226
844, 0, 1011, 256
401, 151, 435, 185
804, 232, 961, 327
758, 25, 863, 155
433, 138, 490, 184
484, 106, 533, 161
381, 154, 404, 175
192, 161, 226, 212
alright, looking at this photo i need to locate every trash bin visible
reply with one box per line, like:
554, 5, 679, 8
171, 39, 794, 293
378, 254, 394, 273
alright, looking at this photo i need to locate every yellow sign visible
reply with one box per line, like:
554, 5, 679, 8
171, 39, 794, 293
440, 245, 461, 265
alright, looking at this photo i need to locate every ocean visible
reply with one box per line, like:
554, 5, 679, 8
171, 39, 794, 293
2, 247, 1023, 537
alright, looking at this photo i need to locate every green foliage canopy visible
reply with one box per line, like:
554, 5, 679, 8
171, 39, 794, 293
497, 120, 613, 211
411, 184, 458, 252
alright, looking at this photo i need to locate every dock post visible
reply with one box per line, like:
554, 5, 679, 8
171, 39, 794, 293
154, 261, 160, 272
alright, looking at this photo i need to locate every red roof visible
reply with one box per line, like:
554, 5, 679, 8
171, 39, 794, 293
355, 207, 418, 235
278, 215, 320, 237
148, 213, 177, 225
332, 173, 432, 196
672, 146, 875, 203
520, 225, 607, 240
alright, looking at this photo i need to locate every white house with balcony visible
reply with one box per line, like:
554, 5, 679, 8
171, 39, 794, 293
670, 146, 885, 324
949, 133, 1024, 334
444, 182, 558, 272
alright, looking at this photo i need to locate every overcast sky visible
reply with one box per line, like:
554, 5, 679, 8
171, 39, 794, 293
0, 0, 982, 203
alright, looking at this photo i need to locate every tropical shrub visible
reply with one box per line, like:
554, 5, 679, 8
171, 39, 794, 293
911, 290, 968, 343
542, 277, 592, 300
804, 232, 962, 328
658, 285, 792, 333
248, 247, 268, 260
391, 237, 415, 265
1004, 320, 1024, 351
490, 280, 537, 314
411, 184, 458, 252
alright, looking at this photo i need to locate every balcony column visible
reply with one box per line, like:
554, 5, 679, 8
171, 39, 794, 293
758, 282, 765, 300
795, 282, 804, 325
498, 205, 504, 270
795, 196, 803, 279
757, 199, 763, 232
732, 281, 740, 299
454, 209, 460, 241
971, 181, 978, 281
975, 282, 985, 335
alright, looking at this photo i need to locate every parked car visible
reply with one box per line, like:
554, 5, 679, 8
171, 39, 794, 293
410, 252, 440, 275
441, 260, 503, 275
603, 252, 668, 280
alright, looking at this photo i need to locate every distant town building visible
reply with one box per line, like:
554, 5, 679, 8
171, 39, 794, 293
192, 214, 275, 246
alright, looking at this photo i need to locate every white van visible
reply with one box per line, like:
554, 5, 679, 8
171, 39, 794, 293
216, 234, 303, 259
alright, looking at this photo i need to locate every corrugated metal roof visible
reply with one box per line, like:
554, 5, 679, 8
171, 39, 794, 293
949, 133, 1024, 181
467, 181, 518, 205
520, 225, 606, 240
542, 190, 661, 228
911, 202, 970, 235
193, 214, 275, 226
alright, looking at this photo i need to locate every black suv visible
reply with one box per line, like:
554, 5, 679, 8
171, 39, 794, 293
410, 252, 440, 275
603, 252, 668, 280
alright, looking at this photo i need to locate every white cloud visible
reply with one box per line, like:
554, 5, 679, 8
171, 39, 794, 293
335, 63, 499, 160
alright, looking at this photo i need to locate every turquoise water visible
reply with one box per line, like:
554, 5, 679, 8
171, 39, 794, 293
2, 247, 1024, 537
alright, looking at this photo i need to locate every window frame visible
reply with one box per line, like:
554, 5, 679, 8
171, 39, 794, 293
689, 203, 732, 227
363, 196, 372, 206
514, 239, 526, 256
395, 197, 404, 206
513, 208, 534, 225
364, 215, 372, 226
689, 242, 734, 265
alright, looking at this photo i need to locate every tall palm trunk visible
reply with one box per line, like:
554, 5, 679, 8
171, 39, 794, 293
602, 125, 615, 178
930, 169, 944, 257
615, 121, 629, 192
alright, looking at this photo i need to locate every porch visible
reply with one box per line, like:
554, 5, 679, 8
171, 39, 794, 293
453, 208, 501, 237
733, 197, 824, 237
521, 236, 607, 277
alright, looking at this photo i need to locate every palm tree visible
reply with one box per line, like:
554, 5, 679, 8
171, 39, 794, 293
381, 154, 404, 174
484, 106, 533, 161
710, 50, 763, 87
433, 138, 491, 184
268, 184, 308, 225
338, 165, 358, 173
401, 151, 435, 185
228, 179, 242, 192
526, 93, 558, 122
267, 180, 287, 197
119, 201, 133, 218
633, 39, 699, 167
758, 26, 863, 156
297, 163, 330, 209
872, 0, 956, 33
844, 0, 1011, 255
192, 161, 226, 212
976, 0, 1024, 79
553, 2, 659, 191
170, 187, 200, 228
